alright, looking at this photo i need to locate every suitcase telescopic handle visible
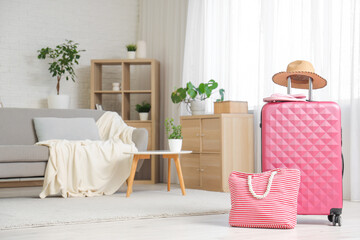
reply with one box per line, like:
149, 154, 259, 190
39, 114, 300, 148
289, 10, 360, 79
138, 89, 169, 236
287, 76, 313, 101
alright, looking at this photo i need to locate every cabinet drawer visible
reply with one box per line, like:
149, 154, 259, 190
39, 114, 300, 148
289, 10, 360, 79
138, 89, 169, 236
201, 118, 221, 152
180, 154, 200, 188
200, 153, 222, 191
181, 119, 200, 152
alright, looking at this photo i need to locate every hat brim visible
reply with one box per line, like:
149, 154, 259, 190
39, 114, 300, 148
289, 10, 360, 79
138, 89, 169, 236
272, 71, 327, 90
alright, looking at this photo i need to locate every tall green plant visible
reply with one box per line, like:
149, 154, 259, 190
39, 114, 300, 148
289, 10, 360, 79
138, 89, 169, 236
37, 39, 85, 95
165, 118, 183, 139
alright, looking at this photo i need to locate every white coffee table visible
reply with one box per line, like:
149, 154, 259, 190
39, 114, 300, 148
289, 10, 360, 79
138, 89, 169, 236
124, 150, 192, 197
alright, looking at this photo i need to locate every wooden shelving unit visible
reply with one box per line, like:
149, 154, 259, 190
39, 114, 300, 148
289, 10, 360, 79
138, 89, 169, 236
90, 59, 160, 183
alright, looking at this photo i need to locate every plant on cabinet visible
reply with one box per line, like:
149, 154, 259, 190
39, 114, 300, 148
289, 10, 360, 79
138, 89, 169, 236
165, 118, 183, 152
136, 101, 151, 121
126, 44, 137, 59
37, 39, 85, 109
171, 79, 224, 115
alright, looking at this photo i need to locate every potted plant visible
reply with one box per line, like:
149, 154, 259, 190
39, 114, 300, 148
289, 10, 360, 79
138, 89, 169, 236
165, 118, 183, 152
38, 39, 85, 109
126, 44, 137, 59
136, 101, 151, 121
171, 79, 224, 115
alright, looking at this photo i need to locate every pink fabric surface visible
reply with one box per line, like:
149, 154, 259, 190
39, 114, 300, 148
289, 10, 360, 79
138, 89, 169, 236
263, 93, 307, 102
229, 169, 300, 229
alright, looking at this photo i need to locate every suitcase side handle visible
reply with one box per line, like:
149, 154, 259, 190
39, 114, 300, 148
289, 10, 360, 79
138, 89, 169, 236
287, 76, 313, 101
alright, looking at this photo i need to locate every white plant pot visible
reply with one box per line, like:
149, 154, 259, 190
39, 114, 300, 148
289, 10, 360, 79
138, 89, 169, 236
190, 100, 206, 115
48, 95, 70, 109
139, 112, 149, 121
127, 51, 136, 59
168, 139, 182, 152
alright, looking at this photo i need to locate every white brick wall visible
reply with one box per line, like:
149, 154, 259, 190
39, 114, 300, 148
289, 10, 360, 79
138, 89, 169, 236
0, 0, 138, 108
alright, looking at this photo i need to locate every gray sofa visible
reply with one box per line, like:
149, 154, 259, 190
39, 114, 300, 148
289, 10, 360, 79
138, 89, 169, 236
0, 108, 148, 179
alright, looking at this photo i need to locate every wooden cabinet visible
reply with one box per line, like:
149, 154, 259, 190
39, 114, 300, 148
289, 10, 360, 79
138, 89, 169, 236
180, 114, 254, 192
90, 59, 160, 183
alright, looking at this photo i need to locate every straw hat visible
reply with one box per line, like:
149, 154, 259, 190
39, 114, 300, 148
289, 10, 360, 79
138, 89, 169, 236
272, 60, 327, 89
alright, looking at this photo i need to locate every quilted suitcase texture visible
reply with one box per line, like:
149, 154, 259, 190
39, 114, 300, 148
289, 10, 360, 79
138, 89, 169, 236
261, 101, 343, 219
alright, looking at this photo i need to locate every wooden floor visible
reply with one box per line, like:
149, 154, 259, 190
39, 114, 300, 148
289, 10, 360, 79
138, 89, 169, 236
0, 185, 359, 240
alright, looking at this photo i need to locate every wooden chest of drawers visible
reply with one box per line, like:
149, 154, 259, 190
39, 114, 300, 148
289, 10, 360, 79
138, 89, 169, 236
180, 114, 254, 192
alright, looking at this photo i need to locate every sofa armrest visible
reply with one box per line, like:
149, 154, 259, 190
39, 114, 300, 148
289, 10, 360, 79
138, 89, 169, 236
132, 128, 148, 151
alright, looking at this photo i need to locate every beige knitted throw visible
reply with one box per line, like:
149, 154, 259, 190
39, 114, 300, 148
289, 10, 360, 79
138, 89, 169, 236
38, 112, 137, 198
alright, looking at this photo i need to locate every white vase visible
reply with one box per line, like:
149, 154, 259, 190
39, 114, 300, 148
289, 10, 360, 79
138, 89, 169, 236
127, 51, 136, 59
168, 139, 182, 152
48, 95, 70, 109
139, 112, 149, 121
136, 40, 147, 58
190, 100, 206, 115
112, 82, 121, 91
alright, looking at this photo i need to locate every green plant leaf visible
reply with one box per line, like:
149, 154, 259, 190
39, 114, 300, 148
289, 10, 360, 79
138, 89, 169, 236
208, 79, 218, 90
165, 117, 182, 139
204, 85, 212, 98
186, 82, 195, 90
136, 101, 151, 112
171, 88, 187, 103
187, 88, 197, 99
219, 88, 225, 101
198, 83, 205, 94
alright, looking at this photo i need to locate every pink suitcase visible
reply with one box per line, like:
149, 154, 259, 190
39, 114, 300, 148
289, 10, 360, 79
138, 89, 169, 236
261, 79, 343, 226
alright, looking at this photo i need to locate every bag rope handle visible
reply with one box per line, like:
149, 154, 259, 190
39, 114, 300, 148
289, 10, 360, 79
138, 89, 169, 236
248, 171, 277, 199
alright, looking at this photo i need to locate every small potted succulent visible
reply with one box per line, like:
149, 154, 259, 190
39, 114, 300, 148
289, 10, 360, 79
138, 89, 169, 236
171, 79, 224, 115
136, 101, 151, 121
37, 39, 85, 109
126, 44, 137, 59
165, 118, 183, 152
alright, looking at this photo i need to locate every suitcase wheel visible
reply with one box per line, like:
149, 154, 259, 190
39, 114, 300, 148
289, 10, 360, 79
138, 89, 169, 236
328, 214, 342, 226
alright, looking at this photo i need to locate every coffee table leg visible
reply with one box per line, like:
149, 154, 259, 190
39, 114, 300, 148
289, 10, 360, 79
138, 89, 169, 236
125, 179, 133, 194
126, 155, 139, 197
174, 155, 186, 196
167, 158, 171, 191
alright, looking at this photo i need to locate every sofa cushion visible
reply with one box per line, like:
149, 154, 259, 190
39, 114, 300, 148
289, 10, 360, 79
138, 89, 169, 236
132, 128, 148, 151
0, 108, 104, 145
0, 145, 49, 163
0, 162, 46, 178
34, 117, 101, 141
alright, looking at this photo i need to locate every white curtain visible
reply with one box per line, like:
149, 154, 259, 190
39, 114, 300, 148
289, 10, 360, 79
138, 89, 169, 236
183, 0, 360, 201
138, 0, 188, 182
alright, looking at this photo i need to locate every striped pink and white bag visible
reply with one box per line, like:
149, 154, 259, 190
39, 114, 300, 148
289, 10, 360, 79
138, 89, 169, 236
229, 169, 300, 229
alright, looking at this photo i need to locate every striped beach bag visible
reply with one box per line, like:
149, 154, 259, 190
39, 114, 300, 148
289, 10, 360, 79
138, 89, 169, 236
229, 169, 300, 229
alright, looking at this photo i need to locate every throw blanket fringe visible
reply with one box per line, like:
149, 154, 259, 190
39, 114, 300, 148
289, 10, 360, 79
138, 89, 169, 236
37, 112, 137, 198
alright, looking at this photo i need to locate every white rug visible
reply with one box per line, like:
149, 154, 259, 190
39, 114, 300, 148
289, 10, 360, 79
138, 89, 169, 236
0, 184, 230, 230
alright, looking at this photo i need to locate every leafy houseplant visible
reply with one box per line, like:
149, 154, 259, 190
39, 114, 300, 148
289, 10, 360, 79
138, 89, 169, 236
37, 39, 85, 109
126, 44, 137, 51
171, 79, 224, 115
165, 118, 183, 152
136, 101, 151, 121
126, 44, 137, 59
